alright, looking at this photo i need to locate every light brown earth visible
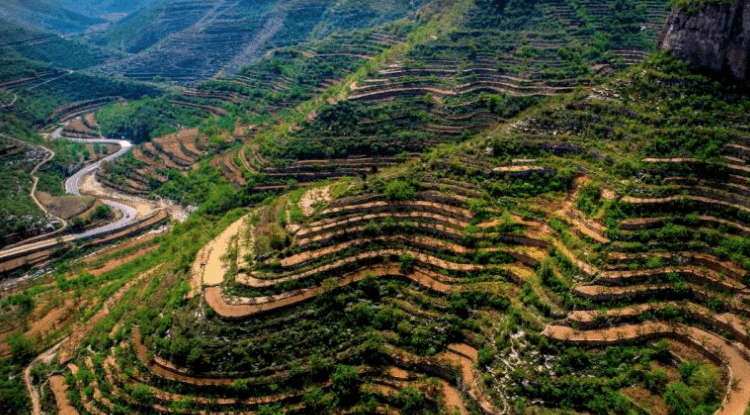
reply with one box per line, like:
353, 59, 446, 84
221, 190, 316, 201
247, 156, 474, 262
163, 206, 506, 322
202, 215, 248, 286
36, 192, 96, 219
49, 375, 78, 415
299, 185, 331, 216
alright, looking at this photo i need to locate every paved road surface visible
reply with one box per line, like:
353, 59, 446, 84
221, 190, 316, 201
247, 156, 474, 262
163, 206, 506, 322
0, 126, 139, 264
62, 138, 132, 195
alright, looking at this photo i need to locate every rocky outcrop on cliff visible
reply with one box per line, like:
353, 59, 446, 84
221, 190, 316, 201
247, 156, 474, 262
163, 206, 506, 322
660, 0, 750, 80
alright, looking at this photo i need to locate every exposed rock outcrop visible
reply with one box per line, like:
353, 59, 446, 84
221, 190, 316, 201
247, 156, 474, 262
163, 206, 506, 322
660, 0, 750, 80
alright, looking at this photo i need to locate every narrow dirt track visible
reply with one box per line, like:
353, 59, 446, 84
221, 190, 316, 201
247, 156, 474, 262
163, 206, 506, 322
25, 341, 65, 415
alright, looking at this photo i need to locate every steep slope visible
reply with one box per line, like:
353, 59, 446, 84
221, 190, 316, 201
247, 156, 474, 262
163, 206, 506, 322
39, 53, 750, 415
661, 0, 750, 80
0, 0, 104, 33
95, 0, 431, 85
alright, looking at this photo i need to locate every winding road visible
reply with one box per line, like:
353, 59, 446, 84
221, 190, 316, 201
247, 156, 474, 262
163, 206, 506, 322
0, 125, 140, 263
52, 128, 140, 238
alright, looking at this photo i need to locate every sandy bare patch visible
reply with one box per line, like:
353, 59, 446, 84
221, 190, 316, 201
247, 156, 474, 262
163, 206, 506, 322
83, 113, 97, 127
78, 173, 156, 218
601, 188, 616, 200
300, 185, 331, 217
188, 243, 212, 299
440, 379, 468, 415
202, 215, 247, 286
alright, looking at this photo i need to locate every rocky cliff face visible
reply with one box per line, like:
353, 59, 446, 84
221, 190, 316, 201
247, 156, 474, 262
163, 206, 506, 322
660, 0, 750, 80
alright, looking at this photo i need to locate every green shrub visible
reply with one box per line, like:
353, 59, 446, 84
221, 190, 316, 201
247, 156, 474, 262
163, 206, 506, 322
385, 181, 417, 201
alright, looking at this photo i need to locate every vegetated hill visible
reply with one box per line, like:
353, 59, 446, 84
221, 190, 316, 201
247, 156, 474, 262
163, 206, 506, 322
0, 0, 104, 33
0, 20, 112, 70
11, 52, 750, 415
53, 0, 160, 21
0, 23, 166, 241
9, 0, 750, 415
101, 0, 671, 205
94, 0, 432, 85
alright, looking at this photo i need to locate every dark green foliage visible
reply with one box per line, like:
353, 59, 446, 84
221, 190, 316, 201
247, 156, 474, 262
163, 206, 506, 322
0, 357, 32, 414
97, 97, 204, 143
385, 181, 417, 201
0, 22, 109, 70
8, 333, 35, 363
302, 386, 336, 414
398, 386, 429, 415
331, 364, 360, 401
576, 181, 603, 215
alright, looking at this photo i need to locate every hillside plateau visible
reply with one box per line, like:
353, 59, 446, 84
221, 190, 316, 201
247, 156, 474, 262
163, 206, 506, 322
3, 0, 750, 415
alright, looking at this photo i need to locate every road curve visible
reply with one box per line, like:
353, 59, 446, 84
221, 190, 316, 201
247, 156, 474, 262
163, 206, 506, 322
62, 137, 132, 195
0, 126, 140, 263
53, 127, 138, 235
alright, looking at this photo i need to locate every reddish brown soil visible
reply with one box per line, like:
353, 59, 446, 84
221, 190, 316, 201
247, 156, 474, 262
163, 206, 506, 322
440, 344, 501, 415
88, 245, 159, 276
0, 299, 74, 357
82, 231, 160, 266
211, 152, 246, 185
49, 375, 78, 415
597, 265, 745, 292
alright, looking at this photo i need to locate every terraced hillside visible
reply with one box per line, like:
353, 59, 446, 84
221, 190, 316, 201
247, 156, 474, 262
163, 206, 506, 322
102, 0, 672, 202
8, 52, 745, 414
99, 24, 413, 197
9, 0, 750, 414
263, 0, 670, 162
95, 0, 430, 85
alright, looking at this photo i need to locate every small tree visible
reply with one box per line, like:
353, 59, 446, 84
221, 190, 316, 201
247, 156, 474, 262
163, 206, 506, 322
385, 180, 416, 201
8, 333, 35, 362
69, 215, 85, 232
331, 365, 360, 400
